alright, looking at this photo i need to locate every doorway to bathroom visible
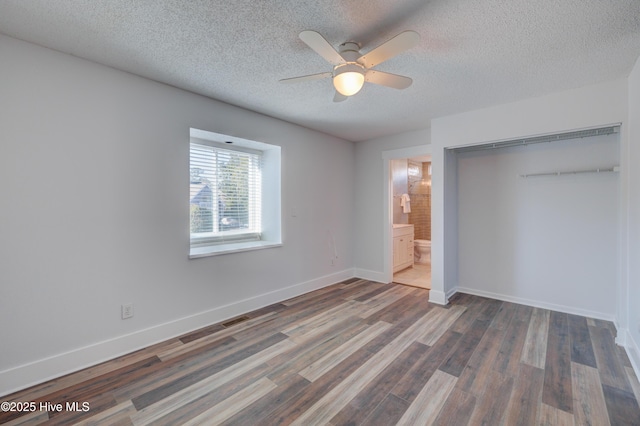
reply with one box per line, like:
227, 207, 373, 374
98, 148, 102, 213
391, 156, 431, 288
382, 145, 432, 289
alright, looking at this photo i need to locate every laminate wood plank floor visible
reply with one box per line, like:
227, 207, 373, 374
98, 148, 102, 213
2, 279, 639, 425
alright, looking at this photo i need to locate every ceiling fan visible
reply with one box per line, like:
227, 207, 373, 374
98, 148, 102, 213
280, 30, 420, 102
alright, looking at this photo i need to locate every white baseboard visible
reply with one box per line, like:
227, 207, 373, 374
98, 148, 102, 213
429, 289, 448, 305
452, 287, 616, 323
354, 268, 387, 283
446, 287, 458, 301
0, 268, 355, 397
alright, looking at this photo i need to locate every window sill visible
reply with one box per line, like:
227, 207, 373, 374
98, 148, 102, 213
189, 240, 282, 259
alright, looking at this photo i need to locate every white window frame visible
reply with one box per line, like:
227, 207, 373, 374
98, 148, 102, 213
189, 128, 282, 258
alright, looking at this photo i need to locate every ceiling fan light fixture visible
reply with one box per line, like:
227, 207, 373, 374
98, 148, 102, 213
283, 30, 419, 100
333, 63, 365, 96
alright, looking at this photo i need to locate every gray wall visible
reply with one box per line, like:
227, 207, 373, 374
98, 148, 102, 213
0, 34, 356, 394
353, 129, 430, 278
625, 55, 640, 371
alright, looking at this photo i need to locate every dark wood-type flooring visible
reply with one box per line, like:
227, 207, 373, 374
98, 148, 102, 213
2, 279, 640, 425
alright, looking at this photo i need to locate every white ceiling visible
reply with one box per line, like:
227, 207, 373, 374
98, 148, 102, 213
1, 0, 639, 142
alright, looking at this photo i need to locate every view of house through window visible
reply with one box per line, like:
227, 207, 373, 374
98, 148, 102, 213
188, 128, 281, 258
190, 142, 262, 246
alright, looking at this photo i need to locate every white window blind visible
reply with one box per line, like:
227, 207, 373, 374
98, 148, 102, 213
190, 142, 262, 248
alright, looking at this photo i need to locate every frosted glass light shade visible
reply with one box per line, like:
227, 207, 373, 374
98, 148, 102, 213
333, 68, 365, 96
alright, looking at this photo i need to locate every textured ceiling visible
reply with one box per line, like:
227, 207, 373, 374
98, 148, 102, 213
1, 0, 639, 141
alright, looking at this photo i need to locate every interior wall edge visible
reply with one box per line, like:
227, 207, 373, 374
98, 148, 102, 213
624, 49, 640, 391
0, 268, 355, 398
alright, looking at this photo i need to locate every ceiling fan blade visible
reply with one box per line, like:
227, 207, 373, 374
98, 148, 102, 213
357, 31, 420, 68
333, 91, 348, 102
365, 70, 413, 89
299, 30, 346, 65
279, 72, 332, 84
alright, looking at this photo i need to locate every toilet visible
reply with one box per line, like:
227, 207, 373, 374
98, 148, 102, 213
414, 239, 431, 264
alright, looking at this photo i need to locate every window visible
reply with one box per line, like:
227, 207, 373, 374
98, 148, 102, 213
189, 128, 281, 258
190, 142, 262, 243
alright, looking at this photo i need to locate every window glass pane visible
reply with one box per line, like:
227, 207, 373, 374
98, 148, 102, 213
190, 142, 262, 246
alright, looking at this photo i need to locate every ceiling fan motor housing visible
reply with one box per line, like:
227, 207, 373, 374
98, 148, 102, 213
338, 42, 361, 60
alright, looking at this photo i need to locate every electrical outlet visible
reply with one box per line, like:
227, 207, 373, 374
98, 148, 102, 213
121, 303, 134, 319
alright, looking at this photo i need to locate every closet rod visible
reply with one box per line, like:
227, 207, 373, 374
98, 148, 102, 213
519, 166, 619, 179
